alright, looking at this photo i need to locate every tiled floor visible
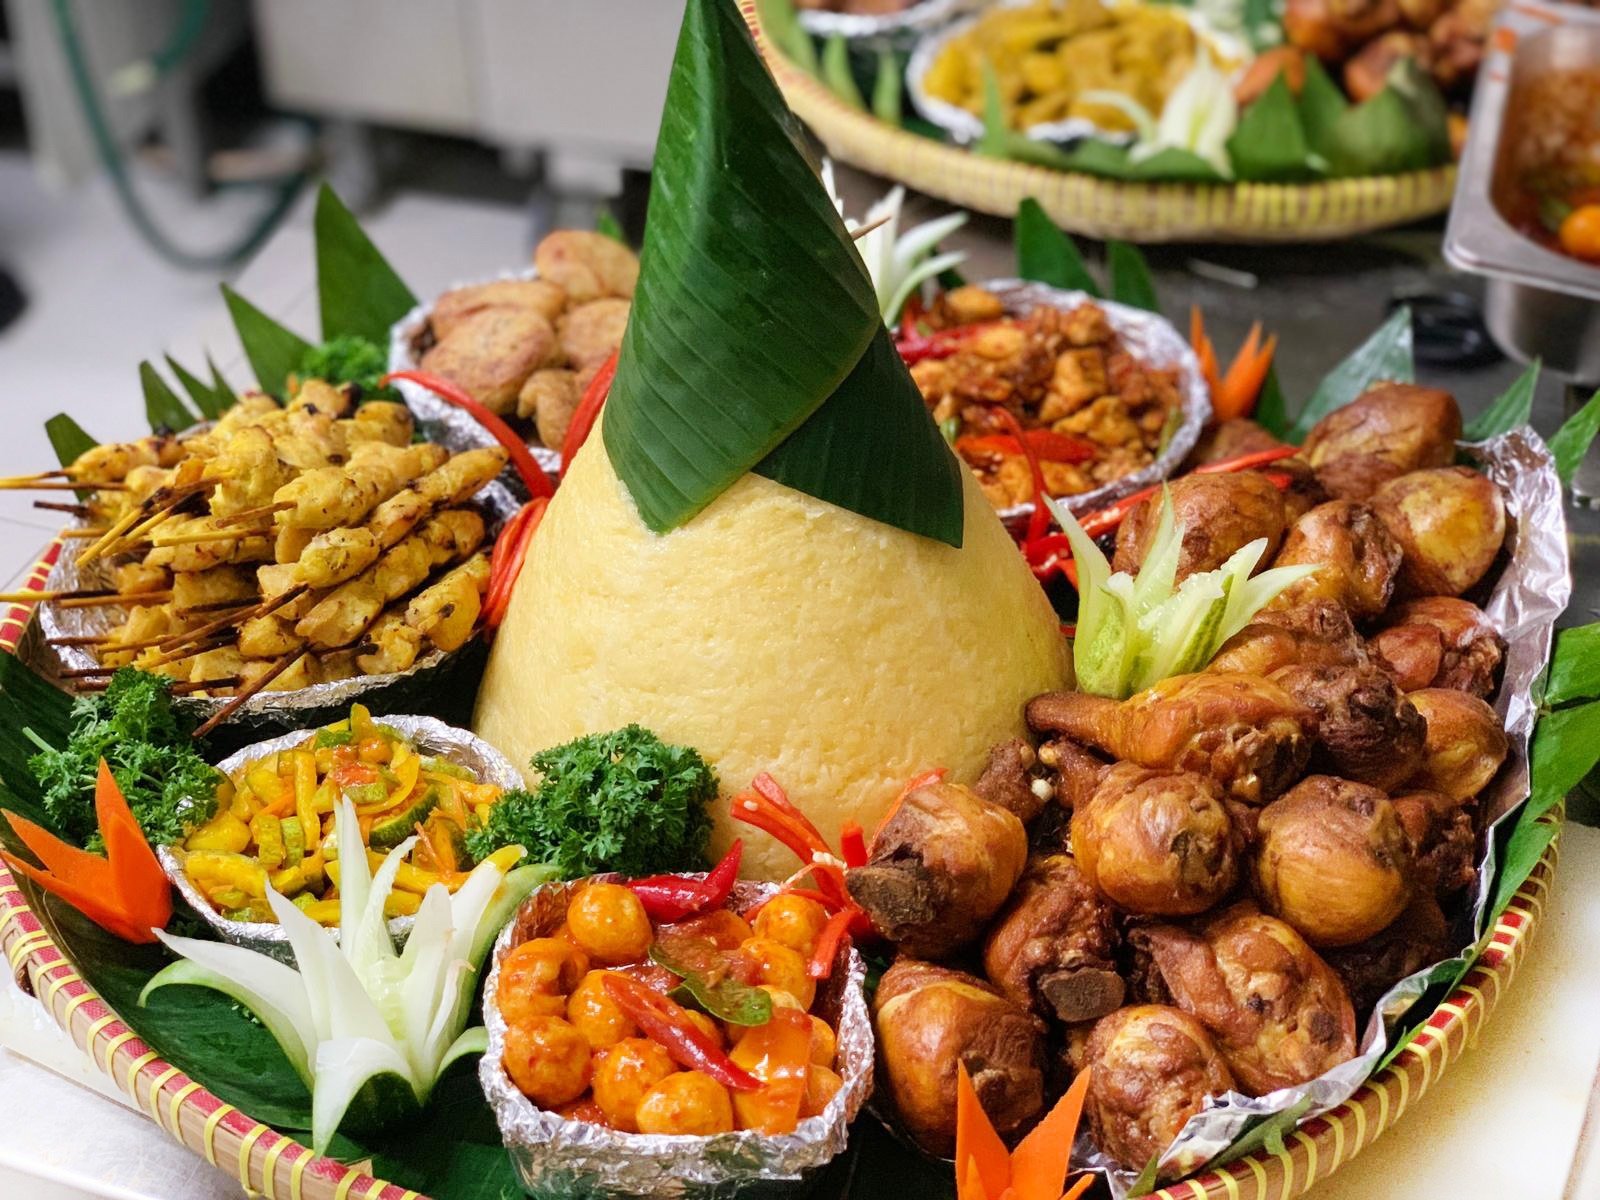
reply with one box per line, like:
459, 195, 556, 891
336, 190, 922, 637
0, 150, 532, 573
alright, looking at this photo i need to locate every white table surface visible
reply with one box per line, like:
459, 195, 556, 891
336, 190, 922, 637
0, 195, 1597, 1200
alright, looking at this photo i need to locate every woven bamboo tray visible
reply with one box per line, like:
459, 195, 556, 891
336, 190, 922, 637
0, 535, 1563, 1200
738, 1, 1459, 243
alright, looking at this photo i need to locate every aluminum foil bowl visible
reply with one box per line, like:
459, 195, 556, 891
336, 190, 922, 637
387, 267, 564, 485
797, 0, 979, 50
907, 0, 1245, 147
481, 877, 874, 1199
29, 478, 518, 749
973, 278, 1211, 531
158, 714, 525, 966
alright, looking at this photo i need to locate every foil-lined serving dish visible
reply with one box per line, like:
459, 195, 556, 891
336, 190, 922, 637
24, 472, 517, 746
981, 278, 1212, 530
906, 0, 1246, 148
1085, 427, 1569, 1193
1444, 3, 1600, 380
797, 0, 979, 50
481, 877, 874, 1199
387, 268, 564, 483
158, 714, 524, 966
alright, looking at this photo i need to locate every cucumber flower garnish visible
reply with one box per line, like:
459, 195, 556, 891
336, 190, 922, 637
142, 797, 548, 1151
1049, 488, 1316, 699
822, 158, 968, 325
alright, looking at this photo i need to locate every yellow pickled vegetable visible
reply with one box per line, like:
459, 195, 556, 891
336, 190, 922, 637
185, 810, 251, 854
186, 851, 268, 898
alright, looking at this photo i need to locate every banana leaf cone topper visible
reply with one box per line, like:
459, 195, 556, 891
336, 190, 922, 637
473, 0, 1070, 881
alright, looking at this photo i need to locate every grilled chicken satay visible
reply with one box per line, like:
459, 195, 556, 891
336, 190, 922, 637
355, 553, 492, 675
68, 433, 184, 484
295, 510, 486, 649
272, 442, 452, 536
367, 447, 508, 550
144, 515, 274, 572
171, 565, 257, 613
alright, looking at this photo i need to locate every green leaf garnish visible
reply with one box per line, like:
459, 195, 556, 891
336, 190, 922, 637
1015, 198, 1101, 296
1050, 488, 1314, 697
313, 183, 417, 346
1550, 387, 1600, 486
976, 66, 1077, 169
164, 354, 228, 420
756, 0, 819, 78
1463, 360, 1539, 441
1107, 240, 1159, 312
1546, 624, 1600, 706
1325, 60, 1450, 178
1254, 364, 1292, 440
602, 0, 963, 546
206, 354, 236, 412
1296, 57, 1348, 163
45, 413, 97, 485
650, 935, 774, 1026
1528, 698, 1600, 821
1287, 305, 1414, 441
1227, 74, 1317, 182
872, 47, 903, 126
821, 33, 865, 110
596, 208, 627, 244
221, 284, 313, 399
139, 360, 197, 433
1060, 140, 1229, 183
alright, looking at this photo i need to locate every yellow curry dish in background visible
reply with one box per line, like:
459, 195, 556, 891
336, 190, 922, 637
922, 0, 1231, 134
181, 704, 515, 925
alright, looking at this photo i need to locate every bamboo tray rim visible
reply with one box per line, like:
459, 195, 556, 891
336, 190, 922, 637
740, 0, 1460, 243
0, 535, 1563, 1200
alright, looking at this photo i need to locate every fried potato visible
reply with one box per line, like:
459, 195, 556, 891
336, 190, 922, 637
534, 230, 639, 304
419, 307, 558, 414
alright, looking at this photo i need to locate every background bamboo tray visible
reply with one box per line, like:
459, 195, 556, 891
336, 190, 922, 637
739, 1, 1459, 243
0, 535, 1563, 1200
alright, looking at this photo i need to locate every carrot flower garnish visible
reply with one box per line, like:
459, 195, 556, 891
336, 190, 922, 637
957, 1063, 1094, 1200
1, 761, 172, 943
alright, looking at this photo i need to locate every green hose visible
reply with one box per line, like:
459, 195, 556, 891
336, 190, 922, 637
49, 0, 306, 270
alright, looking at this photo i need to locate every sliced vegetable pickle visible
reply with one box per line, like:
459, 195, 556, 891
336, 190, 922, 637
370, 785, 441, 850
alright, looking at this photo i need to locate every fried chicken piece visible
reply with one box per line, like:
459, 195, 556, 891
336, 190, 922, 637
1072, 763, 1238, 915
1322, 893, 1451, 1016
1255, 776, 1412, 947
1135, 902, 1358, 1095
518, 368, 583, 447
845, 781, 1027, 960
1027, 673, 1313, 805
972, 737, 1052, 823
1406, 688, 1508, 801
983, 854, 1123, 1023
874, 959, 1045, 1157
1208, 601, 1365, 677
1372, 467, 1506, 598
1369, 597, 1505, 697
1269, 662, 1425, 791
1083, 1006, 1234, 1176
1392, 789, 1476, 897
1301, 382, 1461, 501
1113, 471, 1290, 581
1267, 500, 1403, 620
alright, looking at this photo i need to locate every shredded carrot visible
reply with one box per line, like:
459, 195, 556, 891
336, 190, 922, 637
1010, 1069, 1092, 1200
956, 1064, 1014, 1200
0, 762, 171, 944
1214, 323, 1278, 422
1190, 306, 1223, 402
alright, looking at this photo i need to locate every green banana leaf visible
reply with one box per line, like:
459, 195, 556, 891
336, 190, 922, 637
1550, 387, 1600, 485
139, 361, 198, 434
1463, 361, 1539, 441
1015, 197, 1102, 296
1285, 305, 1414, 441
45, 413, 97, 499
313, 184, 417, 346
164, 355, 230, 420
1107, 241, 1159, 312
1227, 75, 1318, 183
221, 285, 314, 399
602, 0, 963, 546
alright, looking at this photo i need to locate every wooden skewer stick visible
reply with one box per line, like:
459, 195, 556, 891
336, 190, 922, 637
148, 525, 271, 548
172, 675, 243, 695
56, 590, 173, 610
142, 632, 239, 671
61, 528, 111, 539
193, 650, 307, 738
0, 587, 114, 604
58, 665, 117, 679
152, 583, 307, 656
177, 597, 260, 616
33, 501, 90, 517
0, 480, 126, 492
851, 212, 893, 241
213, 500, 294, 527
75, 502, 154, 567
0, 470, 70, 485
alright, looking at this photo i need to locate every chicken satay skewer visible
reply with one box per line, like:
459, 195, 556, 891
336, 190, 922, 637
33, 501, 90, 518
147, 524, 273, 548
0, 480, 127, 492
193, 650, 308, 738
72, 675, 243, 696
148, 583, 308, 657
54, 590, 174, 610
214, 500, 294, 527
